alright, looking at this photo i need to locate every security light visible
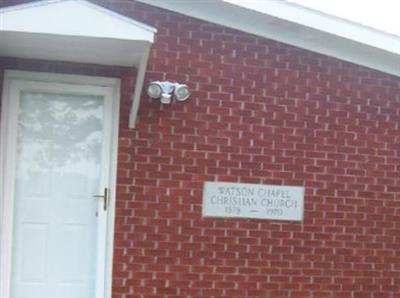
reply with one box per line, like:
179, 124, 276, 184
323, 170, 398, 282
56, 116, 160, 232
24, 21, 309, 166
147, 81, 190, 104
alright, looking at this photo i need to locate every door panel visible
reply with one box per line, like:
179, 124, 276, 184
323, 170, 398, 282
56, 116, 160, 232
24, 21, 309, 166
11, 91, 104, 298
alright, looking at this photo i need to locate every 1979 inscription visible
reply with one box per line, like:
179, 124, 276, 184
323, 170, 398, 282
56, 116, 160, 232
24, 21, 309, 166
202, 182, 304, 221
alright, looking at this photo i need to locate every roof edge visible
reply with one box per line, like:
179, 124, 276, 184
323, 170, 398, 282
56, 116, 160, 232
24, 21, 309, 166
223, 0, 400, 55
138, 0, 400, 77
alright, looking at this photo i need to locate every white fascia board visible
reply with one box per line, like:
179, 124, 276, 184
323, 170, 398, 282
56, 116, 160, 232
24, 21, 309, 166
138, 0, 400, 77
223, 0, 400, 55
0, 0, 156, 42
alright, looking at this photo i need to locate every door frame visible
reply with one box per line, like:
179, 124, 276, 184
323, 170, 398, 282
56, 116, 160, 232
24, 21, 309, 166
0, 70, 120, 298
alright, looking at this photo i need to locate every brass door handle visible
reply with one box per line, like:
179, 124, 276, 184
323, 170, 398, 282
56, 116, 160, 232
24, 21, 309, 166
93, 188, 108, 211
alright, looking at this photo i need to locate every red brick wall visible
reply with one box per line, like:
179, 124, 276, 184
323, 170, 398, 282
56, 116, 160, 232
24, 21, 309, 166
2, 1, 400, 297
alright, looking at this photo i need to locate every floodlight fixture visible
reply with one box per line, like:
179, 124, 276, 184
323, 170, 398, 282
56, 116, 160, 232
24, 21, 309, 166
147, 81, 190, 104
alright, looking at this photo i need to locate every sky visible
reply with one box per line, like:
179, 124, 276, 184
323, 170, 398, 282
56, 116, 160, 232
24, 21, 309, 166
225, 0, 400, 38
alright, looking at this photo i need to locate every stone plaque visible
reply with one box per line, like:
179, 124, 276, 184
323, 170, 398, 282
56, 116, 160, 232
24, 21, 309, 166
202, 182, 304, 221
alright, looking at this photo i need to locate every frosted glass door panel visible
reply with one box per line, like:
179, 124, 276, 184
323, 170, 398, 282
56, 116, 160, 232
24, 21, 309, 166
11, 91, 104, 298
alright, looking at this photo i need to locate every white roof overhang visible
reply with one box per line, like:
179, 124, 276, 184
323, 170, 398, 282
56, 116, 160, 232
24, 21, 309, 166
0, 0, 157, 127
138, 0, 400, 78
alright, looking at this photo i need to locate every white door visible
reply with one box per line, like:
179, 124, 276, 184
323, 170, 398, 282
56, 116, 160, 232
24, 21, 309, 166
0, 72, 119, 298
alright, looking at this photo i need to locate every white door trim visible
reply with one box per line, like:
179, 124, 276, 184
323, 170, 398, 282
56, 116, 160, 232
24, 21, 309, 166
0, 70, 120, 298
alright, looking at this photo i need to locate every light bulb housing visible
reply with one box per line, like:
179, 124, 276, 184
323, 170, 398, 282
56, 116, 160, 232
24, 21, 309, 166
147, 81, 162, 99
174, 84, 190, 101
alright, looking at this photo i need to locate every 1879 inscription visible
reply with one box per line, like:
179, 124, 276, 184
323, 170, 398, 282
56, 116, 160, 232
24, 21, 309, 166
202, 182, 304, 221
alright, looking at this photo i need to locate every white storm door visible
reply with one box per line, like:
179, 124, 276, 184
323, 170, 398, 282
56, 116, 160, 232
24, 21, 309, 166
1, 78, 115, 298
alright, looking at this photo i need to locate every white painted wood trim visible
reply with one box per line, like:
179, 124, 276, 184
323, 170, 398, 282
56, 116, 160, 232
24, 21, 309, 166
0, 70, 120, 298
0, 75, 18, 298
104, 76, 120, 298
2, 70, 120, 87
129, 43, 151, 128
